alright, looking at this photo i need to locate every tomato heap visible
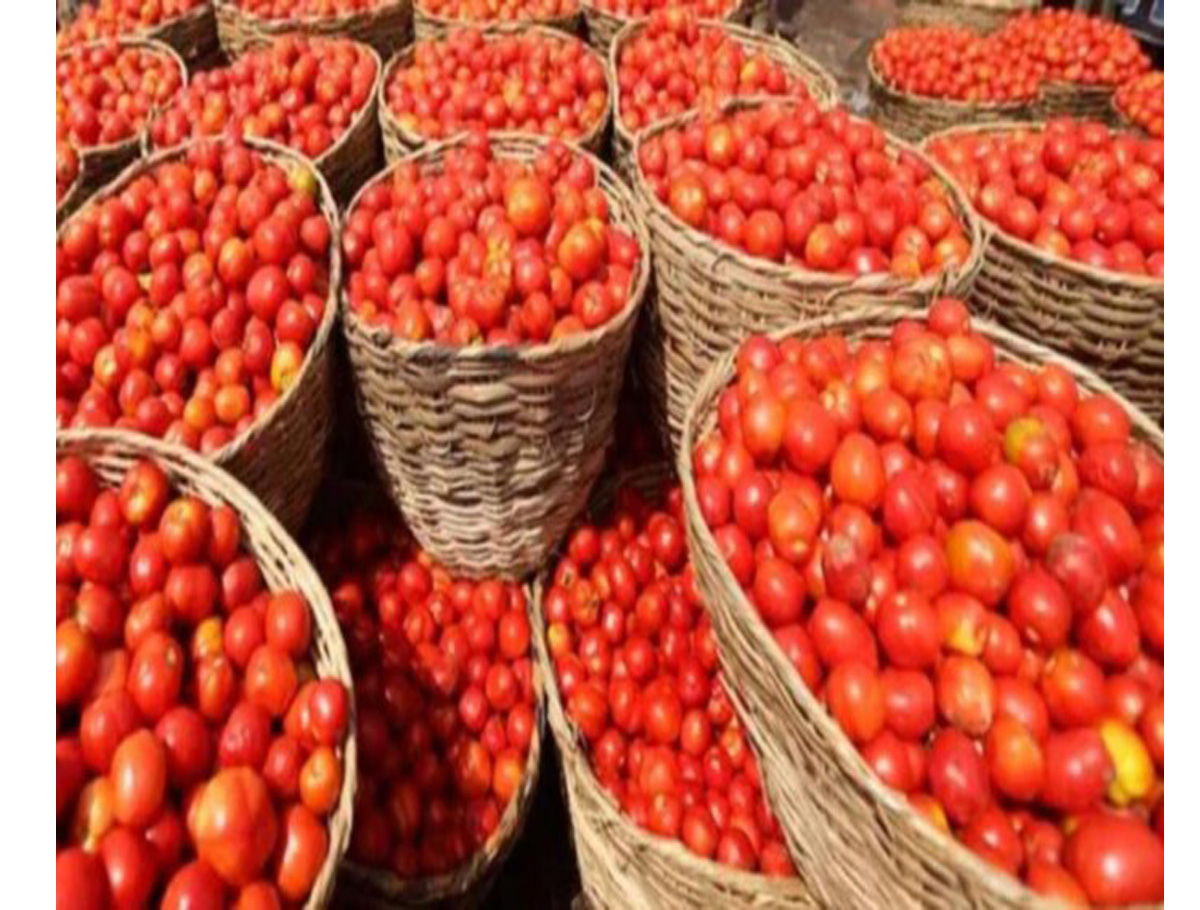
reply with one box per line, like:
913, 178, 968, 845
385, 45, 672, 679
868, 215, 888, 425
343, 136, 642, 346
56, 139, 333, 453
150, 36, 378, 161
994, 9, 1149, 88
56, 42, 184, 149
928, 119, 1163, 278
58, 140, 81, 205
617, 10, 814, 135
591, 0, 733, 19
639, 101, 972, 277
1115, 72, 1164, 139
417, 0, 578, 24
871, 26, 1039, 104
56, 456, 351, 908
385, 29, 608, 143
233, 0, 392, 18
689, 299, 1164, 905
58, 0, 207, 46
546, 482, 797, 874
306, 505, 537, 879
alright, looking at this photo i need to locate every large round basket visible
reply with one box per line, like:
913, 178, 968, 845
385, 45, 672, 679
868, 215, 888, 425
57, 428, 358, 910
215, 0, 411, 59
378, 24, 611, 164
898, 0, 1039, 32
925, 121, 1163, 423
58, 37, 188, 196
1036, 79, 1117, 123
340, 133, 651, 578
609, 18, 839, 179
631, 97, 985, 452
679, 303, 1164, 910
411, 0, 582, 41
58, 137, 341, 531
583, 0, 758, 56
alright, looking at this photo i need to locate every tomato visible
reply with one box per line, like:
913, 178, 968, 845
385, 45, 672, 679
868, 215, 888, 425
826, 662, 885, 744
876, 591, 938, 670
128, 631, 184, 720
1041, 729, 1113, 812
101, 826, 160, 909
962, 806, 1023, 875
1064, 814, 1163, 904
156, 707, 214, 789
274, 805, 329, 901
111, 730, 168, 828
831, 433, 885, 510
945, 521, 1014, 607
984, 717, 1044, 803
1007, 566, 1071, 650
190, 768, 279, 886
161, 860, 226, 910
928, 728, 989, 826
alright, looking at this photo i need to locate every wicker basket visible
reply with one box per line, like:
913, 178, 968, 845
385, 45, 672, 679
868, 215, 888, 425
412, 0, 582, 41
341, 133, 651, 578
898, 0, 1039, 33
378, 24, 611, 164
58, 137, 341, 531
143, 2, 221, 64
631, 97, 985, 452
609, 18, 839, 180
58, 37, 189, 196
57, 428, 357, 910
678, 303, 1164, 910
215, 0, 411, 60
1036, 79, 1117, 123
925, 121, 1163, 423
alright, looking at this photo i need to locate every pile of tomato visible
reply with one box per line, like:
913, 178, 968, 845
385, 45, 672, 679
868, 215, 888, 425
342, 135, 642, 346
1115, 72, 1164, 139
57, 41, 184, 149
545, 482, 797, 874
385, 29, 608, 143
638, 100, 972, 277
58, 0, 207, 46
56, 456, 351, 908
591, 0, 732, 19
688, 298, 1164, 905
150, 36, 377, 161
994, 10, 1150, 88
616, 10, 814, 135
307, 504, 537, 879
232, 0, 393, 19
416, 0, 578, 24
58, 140, 81, 205
871, 26, 1039, 104
56, 139, 333, 453
927, 119, 1163, 278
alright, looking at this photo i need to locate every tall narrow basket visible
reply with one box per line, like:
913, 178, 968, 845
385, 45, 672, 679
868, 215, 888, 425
215, 0, 412, 59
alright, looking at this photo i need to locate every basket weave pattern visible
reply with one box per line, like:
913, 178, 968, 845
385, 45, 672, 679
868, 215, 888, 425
215, 0, 412, 59
899, 0, 1039, 33
1035, 79, 1116, 124
146, 1, 221, 63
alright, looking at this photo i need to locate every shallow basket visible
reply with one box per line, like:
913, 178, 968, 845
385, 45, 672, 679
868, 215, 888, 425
609, 18, 839, 179
1036, 79, 1117, 123
58, 137, 341, 531
898, 0, 1039, 32
679, 303, 1164, 910
57, 428, 357, 910
582, 0, 758, 56
411, 0, 582, 41
340, 133, 651, 578
215, 0, 411, 60
631, 97, 984, 452
378, 24, 611, 164
925, 121, 1163, 423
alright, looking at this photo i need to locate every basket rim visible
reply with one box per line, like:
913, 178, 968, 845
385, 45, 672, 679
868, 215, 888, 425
866, 50, 1038, 112
213, 0, 409, 30
922, 119, 1165, 291
630, 95, 985, 295
377, 24, 610, 152
339, 130, 652, 364
55, 426, 359, 910
677, 301, 1162, 910
56, 135, 343, 472
412, 0, 582, 32
57, 141, 86, 219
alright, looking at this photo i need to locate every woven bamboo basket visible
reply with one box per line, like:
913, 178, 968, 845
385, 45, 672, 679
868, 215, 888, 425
340, 133, 651, 578
631, 97, 985, 452
583, 0, 760, 56
679, 303, 1164, 910
898, 0, 1039, 33
57, 428, 358, 910
609, 18, 839, 180
58, 37, 188, 196
58, 137, 340, 531
378, 24, 611, 164
412, 0, 582, 41
215, 0, 411, 60
1036, 79, 1116, 123
925, 121, 1163, 423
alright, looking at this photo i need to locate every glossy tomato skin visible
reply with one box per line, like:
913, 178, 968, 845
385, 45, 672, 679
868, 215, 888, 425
189, 767, 278, 887
1064, 814, 1164, 905
57, 847, 111, 910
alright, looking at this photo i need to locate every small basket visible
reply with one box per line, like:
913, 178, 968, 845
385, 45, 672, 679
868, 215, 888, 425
412, 0, 582, 41
378, 24, 611, 164
582, 0, 756, 56
58, 137, 341, 531
631, 97, 984, 452
898, 0, 1039, 33
679, 303, 1164, 910
925, 121, 1163, 423
609, 18, 839, 179
57, 428, 357, 910
340, 133, 651, 578
215, 0, 412, 60
1036, 79, 1117, 123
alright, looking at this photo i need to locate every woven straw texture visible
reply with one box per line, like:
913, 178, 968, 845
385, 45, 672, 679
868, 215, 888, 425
215, 0, 412, 60
378, 25, 611, 165
678, 302, 1163, 910
608, 18, 839, 180
340, 133, 651, 578
144, 2, 221, 64
57, 428, 358, 910
925, 121, 1163, 423
631, 97, 984, 452
581, 0, 759, 56
1036, 79, 1116, 123
898, 0, 1038, 32
58, 137, 341, 531
412, 1, 582, 41
57, 157, 87, 229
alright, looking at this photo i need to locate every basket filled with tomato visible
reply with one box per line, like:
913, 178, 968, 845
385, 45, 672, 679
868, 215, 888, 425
679, 299, 1164, 910
378, 25, 612, 164
1113, 72, 1163, 140
148, 34, 383, 204
58, 0, 220, 67
610, 12, 838, 180
412, 0, 581, 42
899, 0, 1039, 35
56, 430, 356, 909
215, 0, 411, 60
631, 97, 983, 454
58, 140, 86, 228
925, 119, 1163, 423
56, 136, 341, 531
339, 132, 650, 578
